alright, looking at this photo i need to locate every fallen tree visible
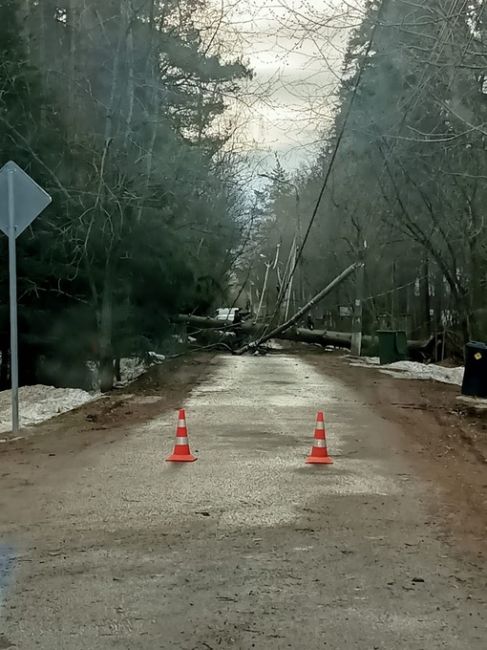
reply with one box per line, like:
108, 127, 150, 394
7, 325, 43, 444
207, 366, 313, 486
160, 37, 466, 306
174, 314, 355, 348
173, 314, 444, 361
174, 257, 444, 360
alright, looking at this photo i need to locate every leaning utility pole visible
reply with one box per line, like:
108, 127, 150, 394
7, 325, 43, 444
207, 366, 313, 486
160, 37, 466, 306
235, 262, 360, 355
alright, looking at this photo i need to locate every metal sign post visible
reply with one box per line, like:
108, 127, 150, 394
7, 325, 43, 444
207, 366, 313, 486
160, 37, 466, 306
0, 161, 52, 432
7, 170, 19, 431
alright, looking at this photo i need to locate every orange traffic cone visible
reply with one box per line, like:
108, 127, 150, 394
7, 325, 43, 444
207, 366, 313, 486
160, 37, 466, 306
306, 411, 333, 464
166, 409, 197, 462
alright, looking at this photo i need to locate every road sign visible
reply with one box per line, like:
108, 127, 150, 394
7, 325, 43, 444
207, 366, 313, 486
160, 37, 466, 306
0, 161, 52, 432
0, 161, 51, 237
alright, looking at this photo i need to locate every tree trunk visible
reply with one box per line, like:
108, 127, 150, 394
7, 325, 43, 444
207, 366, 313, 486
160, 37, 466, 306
99, 267, 114, 392
114, 357, 121, 382
67, 0, 79, 123
123, 1, 135, 149
420, 256, 431, 337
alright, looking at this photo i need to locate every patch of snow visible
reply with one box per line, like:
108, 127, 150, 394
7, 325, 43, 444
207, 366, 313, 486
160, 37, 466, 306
133, 395, 162, 405
0, 385, 98, 433
380, 361, 464, 385
349, 356, 464, 386
0, 436, 22, 444
117, 358, 147, 386
267, 340, 283, 350
349, 356, 380, 367
456, 395, 487, 410
115, 353, 167, 387
88, 357, 148, 388
0, 351, 169, 435
146, 351, 166, 364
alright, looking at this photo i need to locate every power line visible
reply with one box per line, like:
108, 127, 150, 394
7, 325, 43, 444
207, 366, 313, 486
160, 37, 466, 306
255, 0, 479, 337
260, 0, 387, 333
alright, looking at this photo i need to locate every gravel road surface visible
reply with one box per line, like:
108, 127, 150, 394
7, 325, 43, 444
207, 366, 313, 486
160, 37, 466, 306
0, 353, 485, 649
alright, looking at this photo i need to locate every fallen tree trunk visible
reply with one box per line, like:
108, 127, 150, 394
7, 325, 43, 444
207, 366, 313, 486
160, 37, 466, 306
173, 314, 443, 360
173, 314, 357, 349
281, 327, 357, 348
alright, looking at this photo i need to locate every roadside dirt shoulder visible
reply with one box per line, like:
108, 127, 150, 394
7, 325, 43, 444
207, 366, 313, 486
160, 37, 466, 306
0, 353, 213, 514
306, 351, 487, 552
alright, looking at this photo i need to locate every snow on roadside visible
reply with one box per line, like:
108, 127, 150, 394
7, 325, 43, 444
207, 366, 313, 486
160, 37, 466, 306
0, 353, 167, 437
0, 385, 98, 435
380, 361, 464, 385
88, 353, 166, 389
118, 358, 147, 385
350, 356, 380, 367
349, 356, 464, 386
115, 354, 165, 387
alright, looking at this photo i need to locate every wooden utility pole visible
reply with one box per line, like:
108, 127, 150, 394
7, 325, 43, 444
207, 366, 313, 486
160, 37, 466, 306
351, 243, 366, 356
235, 262, 360, 355
351, 263, 365, 356
391, 260, 397, 329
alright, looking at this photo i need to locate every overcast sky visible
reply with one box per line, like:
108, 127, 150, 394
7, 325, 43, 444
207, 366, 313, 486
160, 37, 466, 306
226, 1, 361, 172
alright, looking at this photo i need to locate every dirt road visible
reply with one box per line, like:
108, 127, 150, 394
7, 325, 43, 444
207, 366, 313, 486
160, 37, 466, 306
0, 352, 485, 649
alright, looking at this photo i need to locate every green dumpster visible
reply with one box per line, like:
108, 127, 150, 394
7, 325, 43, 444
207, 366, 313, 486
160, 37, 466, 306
377, 330, 408, 365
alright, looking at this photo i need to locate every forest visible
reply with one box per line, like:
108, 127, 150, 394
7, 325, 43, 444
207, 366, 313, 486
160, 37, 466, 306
0, 0, 250, 391
249, 0, 487, 355
1, 0, 486, 392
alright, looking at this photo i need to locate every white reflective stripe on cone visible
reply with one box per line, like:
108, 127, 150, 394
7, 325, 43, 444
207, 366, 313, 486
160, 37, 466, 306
175, 437, 189, 445
313, 439, 327, 448
178, 420, 186, 428
315, 422, 325, 430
